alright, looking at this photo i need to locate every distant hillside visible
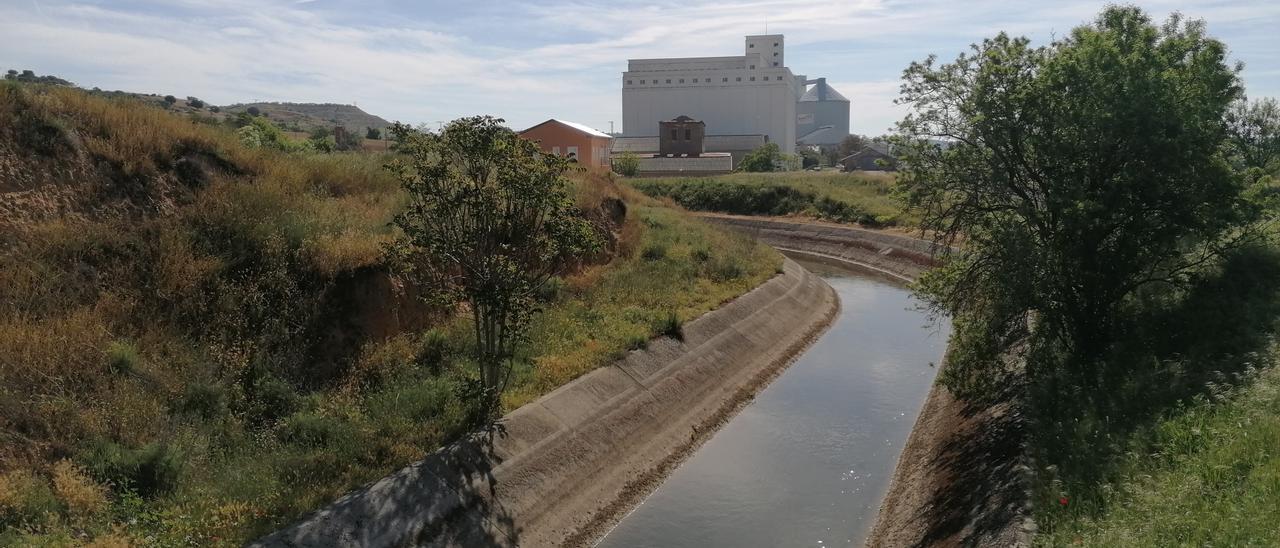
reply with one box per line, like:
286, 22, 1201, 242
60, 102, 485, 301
220, 102, 393, 133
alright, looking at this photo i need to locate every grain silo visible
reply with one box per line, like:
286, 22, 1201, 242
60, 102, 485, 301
796, 78, 850, 146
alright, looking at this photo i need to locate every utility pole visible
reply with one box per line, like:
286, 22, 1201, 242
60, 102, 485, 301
609, 121, 615, 134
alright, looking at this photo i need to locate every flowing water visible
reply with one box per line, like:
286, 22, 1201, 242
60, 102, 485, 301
596, 258, 952, 548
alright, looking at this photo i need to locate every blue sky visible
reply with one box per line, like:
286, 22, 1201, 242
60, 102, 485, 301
3, 0, 1278, 136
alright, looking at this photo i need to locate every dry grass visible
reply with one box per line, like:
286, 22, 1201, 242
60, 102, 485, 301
0, 82, 780, 545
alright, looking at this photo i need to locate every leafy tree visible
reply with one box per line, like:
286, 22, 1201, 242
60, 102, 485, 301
163, 95, 177, 105
386, 117, 600, 423
799, 147, 822, 168
365, 126, 381, 140
739, 142, 782, 172
893, 6, 1256, 395
1226, 97, 1280, 172
186, 96, 204, 109
612, 151, 640, 176
5, 69, 16, 80
246, 106, 261, 116
837, 134, 869, 158
309, 127, 332, 140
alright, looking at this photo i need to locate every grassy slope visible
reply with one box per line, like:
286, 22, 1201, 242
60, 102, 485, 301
1037, 365, 1280, 547
0, 83, 780, 546
627, 170, 914, 227
1031, 245, 1280, 547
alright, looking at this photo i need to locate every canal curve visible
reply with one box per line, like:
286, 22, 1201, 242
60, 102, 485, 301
597, 257, 952, 547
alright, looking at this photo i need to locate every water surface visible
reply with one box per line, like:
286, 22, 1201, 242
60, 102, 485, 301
597, 259, 951, 547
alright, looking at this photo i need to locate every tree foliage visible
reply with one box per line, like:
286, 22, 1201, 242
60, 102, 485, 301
1226, 97, 1280, 173
893, 6, 1256, 395
739, 142, 782, 172
612, 151, 640, 176
386, 116, 600, 422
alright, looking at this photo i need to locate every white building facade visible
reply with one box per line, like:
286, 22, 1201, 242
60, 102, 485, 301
622, 35, 804, 154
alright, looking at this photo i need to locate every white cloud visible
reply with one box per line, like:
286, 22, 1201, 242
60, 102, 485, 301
1, 0, 1276, 135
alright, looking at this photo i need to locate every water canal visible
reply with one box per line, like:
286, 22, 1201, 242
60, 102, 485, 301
596, 257, 951, 547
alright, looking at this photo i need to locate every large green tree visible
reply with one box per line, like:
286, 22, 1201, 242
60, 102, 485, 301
387, 116, 599, 423
1226, 97, 1280, 173
894, 6, 1256, 394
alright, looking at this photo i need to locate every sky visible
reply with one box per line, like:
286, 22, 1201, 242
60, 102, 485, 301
3, 0, 1278, 136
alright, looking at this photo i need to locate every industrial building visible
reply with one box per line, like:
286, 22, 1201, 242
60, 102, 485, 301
620, 34, 849, 157
519, 119, 613, 169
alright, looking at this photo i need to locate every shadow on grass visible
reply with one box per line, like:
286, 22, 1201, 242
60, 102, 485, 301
1032, 244, 1280, 519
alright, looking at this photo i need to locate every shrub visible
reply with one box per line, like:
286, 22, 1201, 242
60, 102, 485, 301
418, 329, 452, 375
247, 375, 299, 426
104, 341, 140, 375
640, 243, 667, 261
246, 106, 260, 116
163, 95, 176, 105
173, 382, 227, 421
739, 143, 781, 172
81, 441, 184, 498
0, 469, 61, 528
278, 412, 346, 447
655, 310, 684, 341
613, 151, 640, 176
51, 460, 107, 517
186, 96, 204, 109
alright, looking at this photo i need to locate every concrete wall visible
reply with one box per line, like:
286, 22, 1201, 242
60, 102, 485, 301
635, 154, 732, 175
254, 258, 838, 548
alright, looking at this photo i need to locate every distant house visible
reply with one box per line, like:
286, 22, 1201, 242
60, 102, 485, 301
519, 119, 613, 169
839, 144, 898, 172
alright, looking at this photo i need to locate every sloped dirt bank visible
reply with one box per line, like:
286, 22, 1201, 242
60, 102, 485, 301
703, 214, 1032, 548
254, 258, 838, 547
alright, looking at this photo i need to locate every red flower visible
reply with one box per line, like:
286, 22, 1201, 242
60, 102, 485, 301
1059, 497, 1069, 506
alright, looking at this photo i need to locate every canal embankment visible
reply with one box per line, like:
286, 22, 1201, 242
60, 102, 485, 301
255, 258, 839, 547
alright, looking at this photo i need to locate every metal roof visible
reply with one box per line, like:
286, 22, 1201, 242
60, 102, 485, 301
521, 119, 612, 139
800, 78, 850, 103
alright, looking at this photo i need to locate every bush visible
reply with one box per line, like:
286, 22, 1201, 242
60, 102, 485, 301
613, 151, 640, 176
173, 381, 227, 421
163, 95, 176, 105
739, 143, 781, 172
0, 469, 61, 528
246, 106, 260, 116
416, 329, 451, 375
655, 310, 684, 341
365, 127, 381, 140
247, 375, 299, 426
81, 441, 184, 498
640, 243, 667, 261
278, 412, 346, 447
104, 340, 140, 375
186, 96, 204, 109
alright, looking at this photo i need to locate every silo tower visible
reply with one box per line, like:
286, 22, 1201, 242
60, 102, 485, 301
796, 78, 850, 146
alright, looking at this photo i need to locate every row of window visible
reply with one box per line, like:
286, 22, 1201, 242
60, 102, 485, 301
747, 42, 780, 48
627, 75, 787, 85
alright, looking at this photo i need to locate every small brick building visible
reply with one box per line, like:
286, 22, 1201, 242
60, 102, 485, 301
519, 119, 614, 168
658, 115, 705, 157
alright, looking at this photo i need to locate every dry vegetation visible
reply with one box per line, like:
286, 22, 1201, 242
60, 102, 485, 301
0, 82, 780, 545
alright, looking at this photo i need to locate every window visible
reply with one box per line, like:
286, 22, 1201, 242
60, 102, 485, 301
627, 80, 633, 85
666, 79, 671, 84
566, 146, 578, 160
750, 76, 756, 81
736, 77, 742, 81
776, 76, 783, 80
722, 77, 728, 82
684, 128, 691, 140
670, 129, 678, 141
773, 42, 778, 46
749, 43, 754, 48
749, 65, 755, 69
552, 146, 560, 155
773, 62, 779, 67
640, 79, 645, 84
773, 52, 778, 56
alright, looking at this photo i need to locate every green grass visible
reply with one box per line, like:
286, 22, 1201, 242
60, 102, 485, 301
0, 82, 781, 546
1035, 363, 1280, 547
1030, 245, 1280, 547
627, 170, 913, 227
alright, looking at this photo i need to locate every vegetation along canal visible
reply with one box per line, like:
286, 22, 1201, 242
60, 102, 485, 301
597, 257, 952, 547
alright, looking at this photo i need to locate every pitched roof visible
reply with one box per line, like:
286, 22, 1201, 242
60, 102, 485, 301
521, 119, 612, 139
799, 79, 849, 102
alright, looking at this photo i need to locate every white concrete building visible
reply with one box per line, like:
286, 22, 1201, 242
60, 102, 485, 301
622, 34, 804, 154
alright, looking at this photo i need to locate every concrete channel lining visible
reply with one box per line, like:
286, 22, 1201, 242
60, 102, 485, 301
254, 257, 839, 548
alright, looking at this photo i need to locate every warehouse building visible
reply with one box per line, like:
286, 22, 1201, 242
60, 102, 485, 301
621, 34, 849, 155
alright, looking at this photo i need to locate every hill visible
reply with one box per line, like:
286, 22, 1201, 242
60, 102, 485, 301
0, 81, 779, 546
219, 102, 393, 133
